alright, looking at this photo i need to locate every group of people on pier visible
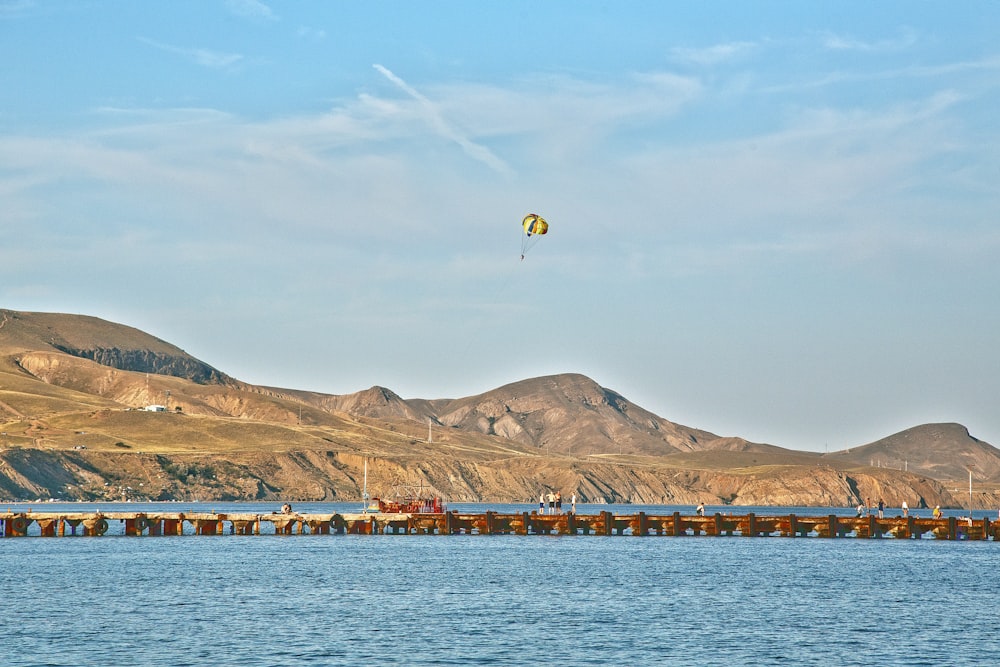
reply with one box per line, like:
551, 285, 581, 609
854, 497, 922, 519
538, 491, 576, 514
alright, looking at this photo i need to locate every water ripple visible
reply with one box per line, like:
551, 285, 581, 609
2, 533, 1000, 665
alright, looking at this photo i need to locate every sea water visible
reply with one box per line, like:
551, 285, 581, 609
2, 503, 999, 666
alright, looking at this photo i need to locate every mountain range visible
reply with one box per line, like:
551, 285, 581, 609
1, 308, 998, 509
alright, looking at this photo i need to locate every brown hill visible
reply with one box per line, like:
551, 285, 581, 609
1, 308, 996, 509
823, 423, 1000, 483
425, 373, 721, 456
0, 309, 229, 385
308, 385, 432, 423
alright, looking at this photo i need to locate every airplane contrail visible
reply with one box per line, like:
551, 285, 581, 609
373, 64, 512, 176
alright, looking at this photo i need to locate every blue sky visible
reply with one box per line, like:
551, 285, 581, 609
3, 1, 999, 453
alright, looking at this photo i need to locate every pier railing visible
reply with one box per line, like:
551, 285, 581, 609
1, 510, 996, 541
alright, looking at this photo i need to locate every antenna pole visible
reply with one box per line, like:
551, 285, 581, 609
363, 458, 369, 513
969, 466, 974, 513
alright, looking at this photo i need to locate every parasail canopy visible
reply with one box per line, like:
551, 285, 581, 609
520, 213, 548, 259
522, 213, 548, 237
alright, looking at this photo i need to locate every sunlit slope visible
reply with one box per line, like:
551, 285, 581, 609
2, 308, 998, 506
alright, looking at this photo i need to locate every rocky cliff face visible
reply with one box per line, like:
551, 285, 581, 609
1, 446, 988, 511
50, 345, 230, 385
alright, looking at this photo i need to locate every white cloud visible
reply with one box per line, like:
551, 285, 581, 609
372, 64, 513, 177
138, 37, 243, 69
297, 26, 326, 40
225, 0, 275, 21
670, 41, 756, 66
1, 64, 991, 281
0, 0, 34, 16
822, 27, 918, 53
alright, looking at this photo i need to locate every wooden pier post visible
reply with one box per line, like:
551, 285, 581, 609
636, 512, 647, 537
601, 511, 613, 536
6, 509, 1000, 542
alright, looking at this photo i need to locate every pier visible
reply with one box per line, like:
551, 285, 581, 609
1, 510, 997, 540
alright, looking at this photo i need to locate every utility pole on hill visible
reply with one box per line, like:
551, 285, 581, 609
969, 465, 975, 512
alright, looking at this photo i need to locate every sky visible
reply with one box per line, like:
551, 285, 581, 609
2, 1, 999, 453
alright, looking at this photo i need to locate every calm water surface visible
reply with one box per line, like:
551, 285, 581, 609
3, 504, 999, 666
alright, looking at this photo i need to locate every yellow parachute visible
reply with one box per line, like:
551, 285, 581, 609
520, 213, 548, 259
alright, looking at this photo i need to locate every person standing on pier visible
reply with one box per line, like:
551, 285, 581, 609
539, 494, 545, 514
571, 493, 576, 513
877, 498, 884, 519
902, 500, 909, 517
555, 492, 562, 514
547, 491, 555, 514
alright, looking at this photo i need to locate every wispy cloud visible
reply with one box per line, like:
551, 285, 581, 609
225, 0, 275, 21
2, 64, 988, 270
372, 64, 512, 176
670, 41, 756, 66
822, 27, 918, 53
0, 0, 34, 16
138, 37, 243, 69
297, 26, 326, 40
761, 54, 1000, 95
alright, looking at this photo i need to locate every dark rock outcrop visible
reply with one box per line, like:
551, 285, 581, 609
51, 345, 230, 385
